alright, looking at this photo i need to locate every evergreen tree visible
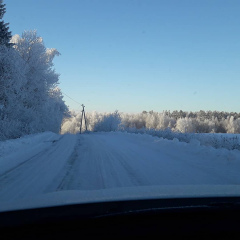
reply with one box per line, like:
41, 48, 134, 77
0, 0, 12, 47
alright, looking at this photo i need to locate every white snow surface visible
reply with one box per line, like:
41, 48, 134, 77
0, 131, 240, 212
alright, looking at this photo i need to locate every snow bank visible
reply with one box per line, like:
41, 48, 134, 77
0, 132, 61, 176
124, 128, 240, 151
0, 132, 58, 158
136, 128, 238, 150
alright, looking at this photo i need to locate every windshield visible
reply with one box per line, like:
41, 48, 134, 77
0, 0, 240, 212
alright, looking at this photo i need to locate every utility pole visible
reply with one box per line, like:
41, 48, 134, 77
80, 104, 87, 134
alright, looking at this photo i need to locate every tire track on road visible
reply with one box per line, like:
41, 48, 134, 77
0, 136, 65, 190
0, 136, 64, 179
104, 149, 145, 187
55, 139, 80, 191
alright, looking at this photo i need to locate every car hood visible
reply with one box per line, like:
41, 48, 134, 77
1, 185, 240, 212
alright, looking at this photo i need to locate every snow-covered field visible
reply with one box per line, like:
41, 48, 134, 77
0, 131, 240, 211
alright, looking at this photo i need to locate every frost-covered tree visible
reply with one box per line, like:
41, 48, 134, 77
175, 117, 196, 133
10, 30, 68, 134
0, 1, 67, 140
0, 0, 28, 139
11, 31, 60, 100
223, 116, 240, 134
0, 45, 29, 140
92, 111, 121, 132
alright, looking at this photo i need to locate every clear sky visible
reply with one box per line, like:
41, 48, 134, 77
4, 0, 240, 113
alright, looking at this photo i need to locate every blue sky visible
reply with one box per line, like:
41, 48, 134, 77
4, 0, 240, 113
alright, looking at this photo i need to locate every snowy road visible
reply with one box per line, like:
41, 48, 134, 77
0, 132, 240, 203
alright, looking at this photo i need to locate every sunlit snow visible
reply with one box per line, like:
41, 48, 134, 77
0, 131, 240, 211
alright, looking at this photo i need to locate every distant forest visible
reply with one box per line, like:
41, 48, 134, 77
159, 110, 240, 121
61, 110, 240, 134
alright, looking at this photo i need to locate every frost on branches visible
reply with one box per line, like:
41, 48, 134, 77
0, 28, 68, 140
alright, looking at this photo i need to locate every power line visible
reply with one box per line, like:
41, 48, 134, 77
61, 92, 82, 106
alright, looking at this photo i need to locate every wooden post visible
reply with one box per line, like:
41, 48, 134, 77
80, 104, 87, 134
84, 109, 87, 131
79, 107, 84, 134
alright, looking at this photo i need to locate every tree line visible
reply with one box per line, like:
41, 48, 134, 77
154, 110, 240, 121
62, 110, 240, 134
